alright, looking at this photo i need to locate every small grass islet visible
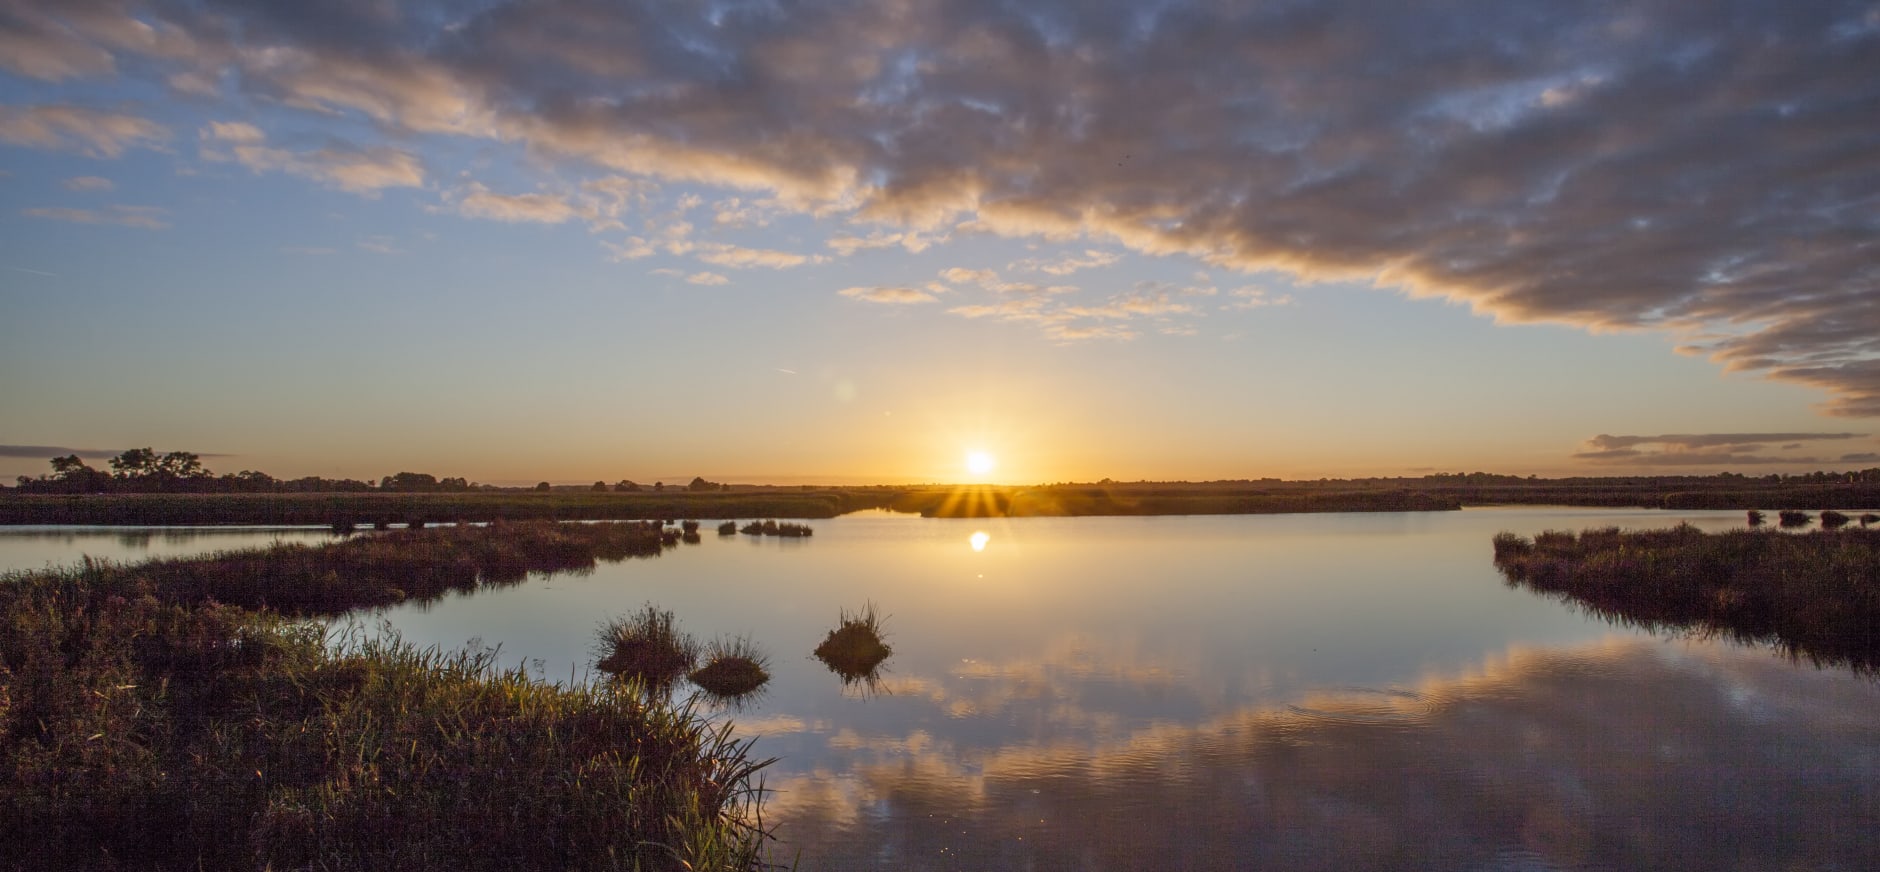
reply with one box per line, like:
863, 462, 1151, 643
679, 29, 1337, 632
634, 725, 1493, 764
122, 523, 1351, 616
741, 519, 813, 537
813, 602, 893, 687
1493, 524, 1880, 673
690, 635, 773, 700
595, 604, 701, 693
0, 524, 775, 870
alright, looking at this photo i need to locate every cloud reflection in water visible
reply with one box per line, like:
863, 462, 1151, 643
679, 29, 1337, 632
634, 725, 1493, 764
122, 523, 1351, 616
762, 639, 1880, 870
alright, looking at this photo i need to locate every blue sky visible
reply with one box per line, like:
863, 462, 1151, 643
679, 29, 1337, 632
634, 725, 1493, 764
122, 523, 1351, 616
3, 1, 1877, 485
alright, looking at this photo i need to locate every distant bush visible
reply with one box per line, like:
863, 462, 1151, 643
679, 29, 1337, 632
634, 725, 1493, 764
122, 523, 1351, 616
1779, 510, 1811, 527
1822, 510, 1851, 529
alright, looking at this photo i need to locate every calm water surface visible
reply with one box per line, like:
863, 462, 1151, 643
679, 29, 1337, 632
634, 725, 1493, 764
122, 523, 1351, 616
5, 508, 1876, 870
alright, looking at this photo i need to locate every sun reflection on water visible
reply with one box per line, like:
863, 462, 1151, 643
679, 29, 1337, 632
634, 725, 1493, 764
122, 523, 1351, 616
969, 531, 990, 552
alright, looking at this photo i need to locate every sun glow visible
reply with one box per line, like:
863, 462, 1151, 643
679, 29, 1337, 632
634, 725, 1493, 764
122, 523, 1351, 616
969, 531, 990, 552
965, 451, 996, 479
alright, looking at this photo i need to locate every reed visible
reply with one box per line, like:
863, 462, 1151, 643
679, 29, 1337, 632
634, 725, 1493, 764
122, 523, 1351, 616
1493, 525, 1880, 673
690, 635, 772, 699
0, 555, 773, 870
594, 604, 700, 693
813, 602, 892, 687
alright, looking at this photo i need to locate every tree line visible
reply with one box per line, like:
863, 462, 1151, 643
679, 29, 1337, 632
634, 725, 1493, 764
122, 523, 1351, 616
12, 450, 470, 495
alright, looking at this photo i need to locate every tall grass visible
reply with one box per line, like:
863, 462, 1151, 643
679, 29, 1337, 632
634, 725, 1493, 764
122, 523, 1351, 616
813, 603, 892, 689
83, 519, 667, 616
0, 551, 774, 870
595, 605, 700, 693
1493, 525, 1880, 673
690, 635, 772, 700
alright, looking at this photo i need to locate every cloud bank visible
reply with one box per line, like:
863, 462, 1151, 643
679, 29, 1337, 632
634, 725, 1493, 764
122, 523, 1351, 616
9, 0, 1879, 411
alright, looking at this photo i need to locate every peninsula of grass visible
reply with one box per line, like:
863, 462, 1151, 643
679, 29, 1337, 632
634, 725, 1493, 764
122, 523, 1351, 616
1492, 525, 1880, 673
0, 527, 774, 870
72, 519, 669, 616
813, 603, 893, 686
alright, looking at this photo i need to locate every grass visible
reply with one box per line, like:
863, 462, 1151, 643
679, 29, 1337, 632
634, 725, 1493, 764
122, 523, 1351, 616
594, 605, 700, 693
0, 490, 890, 526
740, 520, 813, 537
68, 519, 669, 617
0, 538, 775, 870
1779, 509, 1812, 528
689, 636, 772, 700
813, 603, 892, 688
718, 521, 738, 536
1822, 510, 1851, 529
1492, 525, 1880, 673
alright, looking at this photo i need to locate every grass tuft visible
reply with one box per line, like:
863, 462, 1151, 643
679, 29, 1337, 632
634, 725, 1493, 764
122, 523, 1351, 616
813, 602, 892, 687
595, 604, 700, 693
689, 636, 772, 699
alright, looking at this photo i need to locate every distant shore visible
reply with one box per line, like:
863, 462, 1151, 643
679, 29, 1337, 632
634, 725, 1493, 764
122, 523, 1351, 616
4, 476, 1879, 526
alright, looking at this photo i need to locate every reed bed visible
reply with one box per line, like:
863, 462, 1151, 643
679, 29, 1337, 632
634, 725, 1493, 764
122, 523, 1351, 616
0, 534, 774, 870
84, 519, 668, 617
739, 520, 813, 538
1492, 525, 1880, 673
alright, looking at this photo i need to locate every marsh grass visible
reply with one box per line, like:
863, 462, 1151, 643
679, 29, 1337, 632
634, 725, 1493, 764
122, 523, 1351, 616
1747, 509, 1765, 527
690, 636, 772, 699
1821, 510, 1851, 529
1493, 525, 1880, 673
66, 520, 667, 617
0, 555, 773, 870
1864, 513, 1880, 527
813, 602, 892, 687
595, 605, 700, 693
740, 520, 813, 537
718, 521, 738, 535
1779, 509, 1812, 528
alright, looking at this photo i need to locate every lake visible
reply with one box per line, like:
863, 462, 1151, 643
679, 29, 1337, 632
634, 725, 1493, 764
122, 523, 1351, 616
4, 508, 1876, 870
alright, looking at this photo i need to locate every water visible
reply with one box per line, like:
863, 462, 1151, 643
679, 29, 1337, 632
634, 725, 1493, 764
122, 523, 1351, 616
5, 508, 1876, 870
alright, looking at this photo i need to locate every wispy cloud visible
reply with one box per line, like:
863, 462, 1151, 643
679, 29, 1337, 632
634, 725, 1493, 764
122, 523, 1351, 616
839, 286, 938, 305
200, 121, 422, 195
1572, 432, 1868, 467
22, 204, 168, 229
0, 104, 168, 157
0, 445, 121, 459
686, 271, 729, 286
61, 175, 114, 192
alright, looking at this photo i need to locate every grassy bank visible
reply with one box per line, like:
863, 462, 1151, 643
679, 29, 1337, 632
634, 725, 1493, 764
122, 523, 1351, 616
0, 523, 774, 870
1493, 525, 1880, 673
0, 489, 895, 526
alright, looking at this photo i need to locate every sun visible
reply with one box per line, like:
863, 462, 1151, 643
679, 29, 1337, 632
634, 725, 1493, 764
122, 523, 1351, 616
965, 450, 996, 478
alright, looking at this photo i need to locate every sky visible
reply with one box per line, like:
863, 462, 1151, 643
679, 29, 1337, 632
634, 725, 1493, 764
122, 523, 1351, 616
2, 0, 1878, 486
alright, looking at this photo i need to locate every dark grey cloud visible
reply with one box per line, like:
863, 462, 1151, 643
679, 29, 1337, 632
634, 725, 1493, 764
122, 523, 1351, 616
1587, 432, 1865, 451
0, 444, 121, 459
1842, 452, 1880, 463
11, 0, 1880, 411
1573, 431, 1869, 467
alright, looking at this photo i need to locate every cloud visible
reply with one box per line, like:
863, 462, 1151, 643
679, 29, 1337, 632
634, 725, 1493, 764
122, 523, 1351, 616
939, 267, 999, 286
1572, 431, 1868, 467
695, 242, 823, 270
356, 235, 401, 254
451, 183, 582, 224
1840, 453, 1880, 463
839, 286, 938, 305
17, 1, 1880, 411
1585, 433, 1864, 451
0, 104, 168, 157
0, 445, 121, 459
828, 229, 940, 256
200, 121, 423, 195
685, 271, 728, 285
1008, 250, 1121, 276
22, 204, 168, 229
61, 175, 113, 191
